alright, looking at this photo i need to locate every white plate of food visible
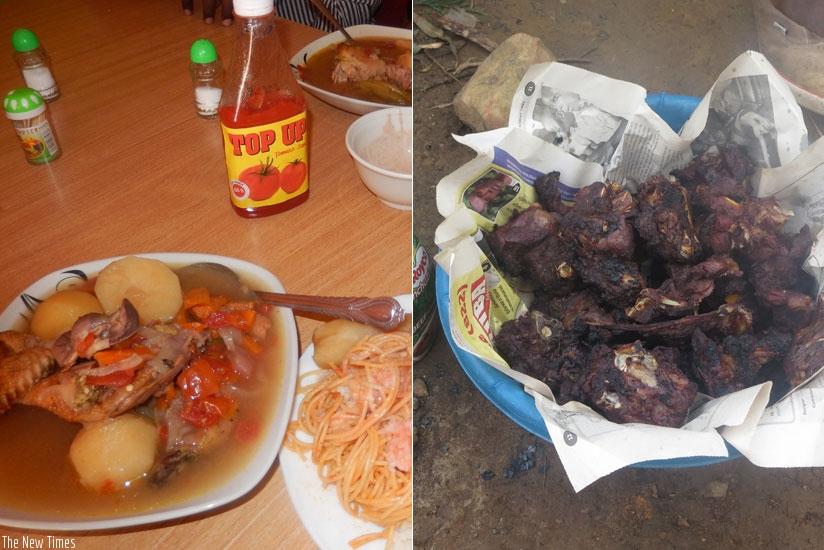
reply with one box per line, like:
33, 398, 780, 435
0, 253, 299, 530
280, 294, 412, 550
290, 24, 412, 115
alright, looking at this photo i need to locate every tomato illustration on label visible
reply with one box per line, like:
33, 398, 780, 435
280, 160, 307, 194
238, 158, 280, 201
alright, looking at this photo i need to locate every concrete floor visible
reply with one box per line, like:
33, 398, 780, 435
412, 1, 824, 548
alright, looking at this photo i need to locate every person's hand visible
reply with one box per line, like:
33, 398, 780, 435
183, 0, 233, 26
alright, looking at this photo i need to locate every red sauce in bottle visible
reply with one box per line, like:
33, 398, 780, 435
219, 2, 309, 218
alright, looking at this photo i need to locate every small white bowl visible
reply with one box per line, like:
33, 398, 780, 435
345, 107, 412, 210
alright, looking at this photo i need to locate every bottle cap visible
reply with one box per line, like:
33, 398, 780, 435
11, 28, 41, 52
233, 0, 274, 17
190, 39, 218, 63
3, 88, 46, 120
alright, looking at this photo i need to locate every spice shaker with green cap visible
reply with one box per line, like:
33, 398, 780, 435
12, 29, 59, 102
4, 88, 61, 164
190, 39, 223, 119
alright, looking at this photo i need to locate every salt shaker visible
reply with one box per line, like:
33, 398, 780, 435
4, 88, 61, 165
189, 39, 223, 119
11, 29, 59, 102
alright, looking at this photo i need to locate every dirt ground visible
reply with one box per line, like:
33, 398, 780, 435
412, 1, 824, 549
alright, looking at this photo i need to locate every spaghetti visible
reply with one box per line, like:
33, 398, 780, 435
285, 331, 412, 548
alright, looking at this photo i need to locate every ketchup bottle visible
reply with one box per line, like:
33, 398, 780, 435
219, 0, 309, 218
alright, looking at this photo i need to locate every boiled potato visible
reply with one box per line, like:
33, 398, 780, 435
29, 289, 104, 340
312, 319, 380, 368
69, 413, 157, 492
94, 256, 183, 324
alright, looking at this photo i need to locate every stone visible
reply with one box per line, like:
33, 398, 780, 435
453, 33, 555, 132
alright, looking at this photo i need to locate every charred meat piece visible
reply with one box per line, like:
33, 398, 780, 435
749, 247, 815, 331
522, 233, 578, 296
560, 181, 637, 261
487, 204, 561, 275
494, 310, 584, 399
784, 301, 824, 388
561, 209, 638, 261
571, 180, 636, 218
558, 181, 646, 309
534, 171, 572, 215
538, 289, 616, 330
574, 255, 646, 310
635, 174, 702, 263
691, 328, 791, 397
627, 255, 742, 323
580, 341, 697, 427
695, 192, 795, 263
671, 146, 753, 211
534, 289, 616, 346
590, 303, 754, 344
696, 195, 746, 256
740, 197, 792, 262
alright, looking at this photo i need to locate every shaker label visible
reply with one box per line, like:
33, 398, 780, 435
14, 119, 59, 163
221, 111, 308, 208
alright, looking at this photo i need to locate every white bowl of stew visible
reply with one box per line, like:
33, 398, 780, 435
290, 24, 412, 115
0, 253, 299, 530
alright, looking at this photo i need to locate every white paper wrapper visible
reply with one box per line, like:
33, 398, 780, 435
434, 51, 824, 491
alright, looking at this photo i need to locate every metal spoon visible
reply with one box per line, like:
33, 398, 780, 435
176, 262, 406, 331
307, 0, 355, 42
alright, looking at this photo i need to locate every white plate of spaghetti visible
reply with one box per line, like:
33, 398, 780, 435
280, 294, 412, 550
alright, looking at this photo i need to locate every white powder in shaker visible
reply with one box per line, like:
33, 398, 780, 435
194, 86, 222, 116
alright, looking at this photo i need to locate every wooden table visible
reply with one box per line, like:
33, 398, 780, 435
0, 1, 410, 548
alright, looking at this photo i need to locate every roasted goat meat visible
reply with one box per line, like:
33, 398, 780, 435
784, 300, 824, 388
748, 227, 815, 331
627, 254, 742, 323
690, 328, 791, 397
537, 289, 614, 326
580, 341, 697, 428
635, 174, 702, 263
560, 181, 638, 260
534, 171, 572, 215
487, 204, 561, 276
522, 234, 578, 296
487, 145, 818, 428
573, 255, 646, 310
494, 310, 586, 403
560, 181, 646, 308
670, 146, 753, 210
591, 303, 754, 344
